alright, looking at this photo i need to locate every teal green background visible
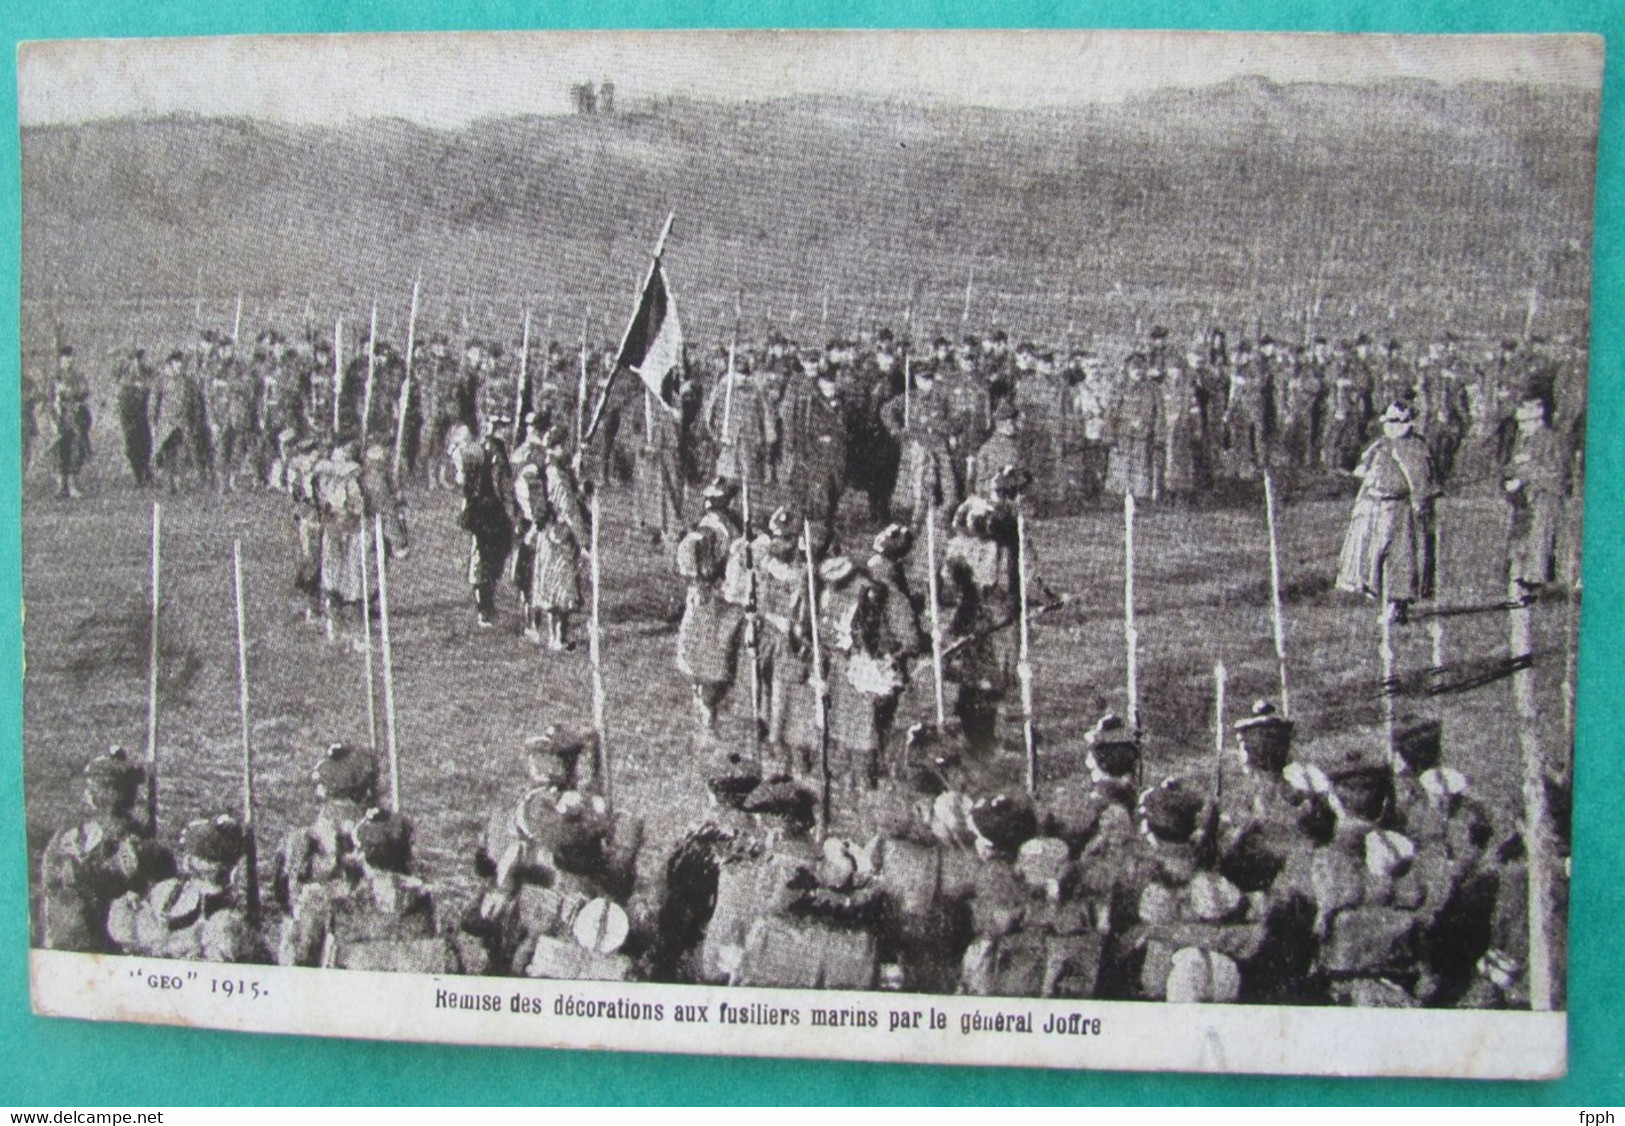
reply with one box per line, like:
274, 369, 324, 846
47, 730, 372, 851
2, 0, 1619, 1106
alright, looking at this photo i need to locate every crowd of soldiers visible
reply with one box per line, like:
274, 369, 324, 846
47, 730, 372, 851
31, 311, 1583, 1011
37, 689, 1547, 1008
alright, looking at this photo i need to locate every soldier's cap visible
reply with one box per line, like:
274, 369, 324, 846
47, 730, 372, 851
525, 726, 588, 770
952, 495, 997, 538
990, 465, 1032, 497
1295, 792, 1338, 844
1394, 718, 1443, 773
1420, 766, 1469, 803
1188, 872, 1246, 922
1364, 828, 1417, 878
181, 814, 246, 865
701, 477, 739, 503
989, 329, 1010, 344
1235, 700, 1295, 769
766, 506, 798, 539
1125, 351, 1149, 369
312, 742, 379, 803
872, 523, 914, 559
742, 776, 817, 827
1235, 340, 1254, 355
57, 344, 75, 358
1086, 712, 1138, 750
1138, 778, 1204, 843
1282, 761, 1332, 797
351, 807, 413, 870
1149, 325, 1170, 340
1166, 947, 1241, 1004
165, 350, 187, 365
931, 336, 952, 349
706, 752, 764, 809
1355, 333, 1373, 347
1325, 749, 1394, 821
992, 400, 1020, 422
912, 364, 937, 382
84, 745, 146, 795
1387, 338, 1403, 352
1314, 336, 1329, 347
968, 794, 1039, 855
875, 327, 895, 343
1381, 401, 1415, 424
817, 555, 857, 585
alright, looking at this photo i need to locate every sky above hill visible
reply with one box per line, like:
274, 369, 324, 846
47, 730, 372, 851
18, 30, 1602, 129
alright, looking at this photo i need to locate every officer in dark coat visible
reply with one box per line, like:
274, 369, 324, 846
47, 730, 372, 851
38, 746, 174, 953
114, 348, 155, 486
50, 345, 93, 499
456, 413, 517, 628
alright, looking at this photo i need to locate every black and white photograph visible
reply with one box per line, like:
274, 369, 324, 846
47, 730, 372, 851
18, 30, 1601, 1077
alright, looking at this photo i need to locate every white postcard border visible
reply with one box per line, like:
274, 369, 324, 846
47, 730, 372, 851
30, 950, 1565, 1079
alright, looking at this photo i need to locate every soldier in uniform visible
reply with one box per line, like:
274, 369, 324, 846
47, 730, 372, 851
969, 401, 1022, 500
706, 353, 777, 496
881, 362, 962, 541
937, 470, 1052, 759
724, 506, 810, 771
786, 360, 850, 559
1221, 341, 1268, 481
507, 417, 549, 639
38, 746, 173, 953
455, 411, 517, 629
114, 348, 155, 486
1502, 387, 1569, 603
107, 813, 270, 964
280, 808, 461, 973
865, 523, 927, 768
1320, 342, 1371, 474
1106, 354, 1161, 500
467, 729, 642, 979
674, 479, 745, 733
49, 345, 93, 499
1159, 352, 1206, 503
284, 435, 326, 622
1336, 401, 1441, 624
314, 437, 369, 641
273, 742, 379, 913
525, 425, 590, 651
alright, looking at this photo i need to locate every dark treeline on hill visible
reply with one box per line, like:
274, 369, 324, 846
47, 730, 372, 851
21, 77, 1599, 346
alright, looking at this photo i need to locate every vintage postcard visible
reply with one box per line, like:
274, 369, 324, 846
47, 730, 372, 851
17, 30, 1599, 1077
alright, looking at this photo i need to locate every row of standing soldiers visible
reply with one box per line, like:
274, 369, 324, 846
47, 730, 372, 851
37, 693, 1547, 1009
40, 323, 1584, 527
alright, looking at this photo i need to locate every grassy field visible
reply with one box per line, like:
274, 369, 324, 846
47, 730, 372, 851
22, 450, 1577, 935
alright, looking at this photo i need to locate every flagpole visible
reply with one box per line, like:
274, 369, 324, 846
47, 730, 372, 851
584, 212, 676, 443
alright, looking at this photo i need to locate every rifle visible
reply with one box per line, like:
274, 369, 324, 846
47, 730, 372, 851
145, 501, 162, 834
1199, 661, 1226, 870
231, 541, 262, 923
1016, 506, 1038, 797
512, 308, 531, 447
374, 515, 401, 813
392, 274, 420, 481
802, 519, 830, 837
740, 478, 764, 746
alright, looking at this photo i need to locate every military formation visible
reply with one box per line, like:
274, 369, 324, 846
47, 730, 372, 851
30, 310, 1583, 1012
